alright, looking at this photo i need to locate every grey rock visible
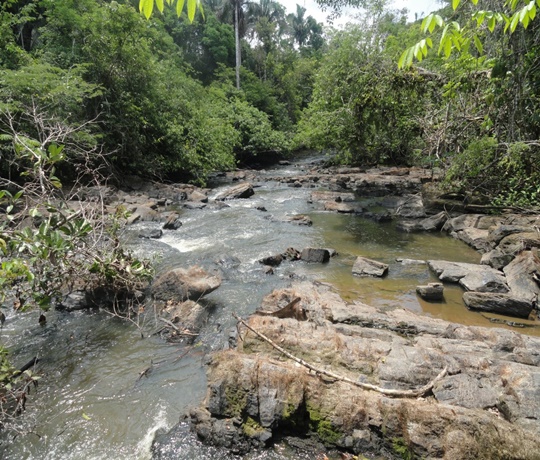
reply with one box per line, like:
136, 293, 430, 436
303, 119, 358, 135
396, 211, 447, 233
433, 373, 500, 409
503, 250, 540, 301
428, 260, 508, 292
480, 249, 514, 270
463, 292, 533, 318
162, 213, 182, 230
300, 248, 330, 264
416, 283, 444, 301
214, 182, 254, 201
138, 228, 163, 239
258, 254, 283, 267
151, 266, 221, 302
498, 232, 540, 256
352, 257, 388, 277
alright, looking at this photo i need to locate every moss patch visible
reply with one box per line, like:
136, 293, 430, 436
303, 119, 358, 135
306, 403, 342, 445
243, 416, 266, 438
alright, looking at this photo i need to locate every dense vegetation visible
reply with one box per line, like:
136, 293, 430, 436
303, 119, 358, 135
1, 0, 539, 428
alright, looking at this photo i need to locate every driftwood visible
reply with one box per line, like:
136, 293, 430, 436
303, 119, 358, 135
254, 297, 306, 321
234, 313, 448, 399
158, 317, 199, 336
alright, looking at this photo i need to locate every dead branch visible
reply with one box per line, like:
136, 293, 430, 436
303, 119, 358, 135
233, 313, 448, 399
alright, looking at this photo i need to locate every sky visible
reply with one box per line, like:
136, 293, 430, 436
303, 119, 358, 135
280, 0, 443, 24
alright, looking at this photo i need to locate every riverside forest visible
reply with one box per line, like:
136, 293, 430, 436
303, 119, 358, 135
1, 0, 540, 459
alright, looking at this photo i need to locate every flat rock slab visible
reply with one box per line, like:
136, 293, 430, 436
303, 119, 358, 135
352, 257, 388, 277
397, 211, 448, 233
214, 182, 254, 201
428, 260, 508, 293
463, 292, 533, 318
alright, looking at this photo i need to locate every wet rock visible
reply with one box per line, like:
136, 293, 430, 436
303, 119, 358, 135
352, 257, 388, 277
282, 247, 301, 261
300, 248, 330, 264
397, 258, 426, 265
214, 182, 254, 201
283, 214, 312, 226
323, 201, 359, 213
188, 190, 208, 203
463, 292, 533, 318
428, 260, 508, 293
416, 283, 444, 301
503, 250, 540, 301
183, 201, 207, 210
488, 225, 533, 245
162, 213, 182, 230
396, 211, 448, 232
151, 266, 221, 302
138, 228, 163, 239
213, 254, 241, 268
309, 191, 356, 203
258, 254, 283, 267
162, 299, 209, 338
126, 205, 160, 224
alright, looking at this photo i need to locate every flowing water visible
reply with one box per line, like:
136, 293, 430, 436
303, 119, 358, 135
1, 157, 537, 459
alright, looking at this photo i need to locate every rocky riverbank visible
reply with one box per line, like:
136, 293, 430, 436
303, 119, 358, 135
65, 163, 540, 459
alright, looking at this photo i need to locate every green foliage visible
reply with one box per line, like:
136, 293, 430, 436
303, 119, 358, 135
297, 25, 428, 166
139, 0, 203, 21
399, 0, 540, 68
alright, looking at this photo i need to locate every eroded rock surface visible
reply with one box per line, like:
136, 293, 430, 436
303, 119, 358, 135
190, 281, 540, 459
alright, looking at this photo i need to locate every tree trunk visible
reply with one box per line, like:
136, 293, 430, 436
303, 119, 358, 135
234, 1, 241, 89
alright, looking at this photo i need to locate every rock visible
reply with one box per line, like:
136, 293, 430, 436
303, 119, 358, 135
214, 183, 254, 201
189, 281, 540, 459
382, 194, 426, 218
463, 292, 533, 318
162, 213, 182, 230
397, 258, 426, 265
497, 232, 540, 256
323, 201, 358, 213
162, 299, 208, 338
183, 201, 207, 210
427, 260, 508, 293
352, 257, 388, 277
300, 248, 330, 264
213, 254, 241, 268
282, 214, 312, 226
481, 249, 514, 270
396, 211, 448, 232
258, 254, 283, 267
282, 247, 301, 261
488, 225, 533, 245
151, 266, 221, 302
416, 283, 444, 301
126, 205, 160, 224
309, 191, 356, 203
503, 250, 540, 302
188, 190, 209, 203
138, 228, 163, 239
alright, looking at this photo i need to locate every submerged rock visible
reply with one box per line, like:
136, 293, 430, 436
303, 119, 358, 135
300, 248, 330, 264
352, 257, 388, 277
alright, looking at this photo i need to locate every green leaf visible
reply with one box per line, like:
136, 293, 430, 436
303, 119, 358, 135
139, 0, 154, 19
474, 35, 483, 54
156, 0, 164, 12
187, 0, 197, 22
452, 0, 460, 10
510, 11, 520, 32
82, 413, 92, 421
176, 0, 186, 16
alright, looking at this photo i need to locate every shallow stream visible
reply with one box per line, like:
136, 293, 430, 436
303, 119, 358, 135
0, 157, 535, 459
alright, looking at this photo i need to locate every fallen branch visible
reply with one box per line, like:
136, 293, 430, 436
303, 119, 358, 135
233, 313, 447, 398
158, 317, 199, 336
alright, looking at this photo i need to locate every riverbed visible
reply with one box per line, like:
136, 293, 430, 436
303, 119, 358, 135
0, 157, 533, 459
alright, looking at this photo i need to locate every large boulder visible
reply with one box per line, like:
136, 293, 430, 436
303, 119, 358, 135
214, 182, 254, 201
463, 292, 533, 318
352, 257, 388, 277
497, 232, 540, 256
151, 266, 221, 302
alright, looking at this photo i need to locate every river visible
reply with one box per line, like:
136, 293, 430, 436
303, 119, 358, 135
0, 156, 531, 459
